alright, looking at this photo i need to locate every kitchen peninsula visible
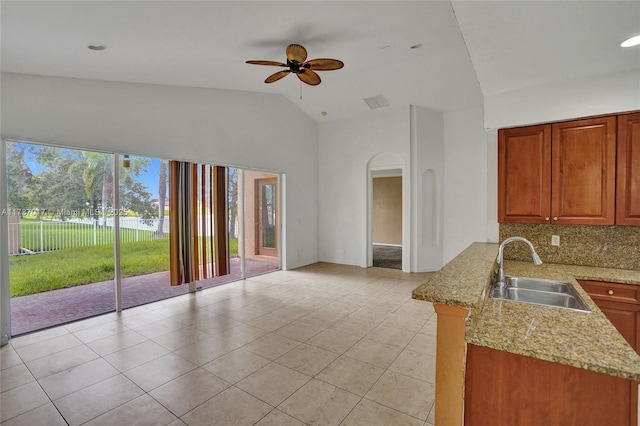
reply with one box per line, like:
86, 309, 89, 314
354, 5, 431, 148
413, 242, 640, 426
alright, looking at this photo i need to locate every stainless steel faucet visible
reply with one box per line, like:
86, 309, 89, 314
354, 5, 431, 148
495, 237, 542, 288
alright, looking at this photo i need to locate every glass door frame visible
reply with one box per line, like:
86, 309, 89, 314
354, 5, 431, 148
1, 139, 120, 339
236, 169, 283, 277
1, 141, 11, 345
255, 177, 279, 257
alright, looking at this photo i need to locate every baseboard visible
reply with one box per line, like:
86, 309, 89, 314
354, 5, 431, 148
316, 257, 363, 267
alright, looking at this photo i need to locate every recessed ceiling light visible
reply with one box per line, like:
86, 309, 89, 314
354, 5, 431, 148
410, 44, 423, 49
87, 44, 106, 51
621, 35, 640, 48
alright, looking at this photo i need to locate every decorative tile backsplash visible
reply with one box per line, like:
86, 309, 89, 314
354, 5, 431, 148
499, 223, 640, 270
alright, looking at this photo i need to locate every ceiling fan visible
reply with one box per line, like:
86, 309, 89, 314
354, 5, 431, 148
246, 44, 344, 86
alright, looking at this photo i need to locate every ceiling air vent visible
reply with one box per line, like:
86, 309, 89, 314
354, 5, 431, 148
363, 95, 390, 109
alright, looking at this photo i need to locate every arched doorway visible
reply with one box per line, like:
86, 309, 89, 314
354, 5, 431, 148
366, 152, 408, 271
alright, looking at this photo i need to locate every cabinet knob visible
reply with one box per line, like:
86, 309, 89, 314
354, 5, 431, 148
545, 217, 550, 221
553, 217, 558, 221
608, 289, 614, 295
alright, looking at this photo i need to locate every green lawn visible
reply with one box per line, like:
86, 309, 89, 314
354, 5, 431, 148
9, 237, 239, 297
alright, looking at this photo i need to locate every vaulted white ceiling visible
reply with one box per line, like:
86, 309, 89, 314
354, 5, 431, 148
451, 0, 640, 97
2, 1, 638, 123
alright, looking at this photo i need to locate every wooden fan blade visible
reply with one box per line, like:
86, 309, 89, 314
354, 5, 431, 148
286, 44, 307, 63
305, 58, 344, 71
246, 60, 287, 67
297, 69, 321, 86
265, 70, 290, 83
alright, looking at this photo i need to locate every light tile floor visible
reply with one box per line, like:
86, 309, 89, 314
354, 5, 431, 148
0, 263, 436, 426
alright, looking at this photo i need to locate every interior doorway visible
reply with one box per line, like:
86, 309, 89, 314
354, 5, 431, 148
371, 169, 402, 270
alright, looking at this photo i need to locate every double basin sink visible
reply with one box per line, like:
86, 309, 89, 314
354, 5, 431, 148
489, 276, 591, 313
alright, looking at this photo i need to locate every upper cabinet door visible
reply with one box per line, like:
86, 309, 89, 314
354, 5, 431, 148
616, 113, 640, 226
498, 124, 551, 223
551, 116, 616, 225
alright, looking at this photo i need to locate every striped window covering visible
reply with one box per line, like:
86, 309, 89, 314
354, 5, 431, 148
168, 161, 229, 286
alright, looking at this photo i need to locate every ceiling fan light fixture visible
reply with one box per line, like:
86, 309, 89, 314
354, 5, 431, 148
621, 34, 640, 48
246, 44, 343, 86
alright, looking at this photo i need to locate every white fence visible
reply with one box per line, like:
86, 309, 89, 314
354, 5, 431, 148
9, 217, 170, 255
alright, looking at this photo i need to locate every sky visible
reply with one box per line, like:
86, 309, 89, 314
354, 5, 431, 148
136, 157, 161, 195
14, 141, 162, 198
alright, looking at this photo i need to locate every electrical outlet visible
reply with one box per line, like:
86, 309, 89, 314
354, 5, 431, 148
551, 235, 560, 246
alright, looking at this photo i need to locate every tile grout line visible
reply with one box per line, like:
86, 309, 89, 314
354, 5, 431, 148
4, 268, 435, 425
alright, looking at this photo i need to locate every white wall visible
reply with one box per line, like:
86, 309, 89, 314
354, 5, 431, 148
485, 128, 499, 243
485, 69, 640, 130
443, 107, 488, 264
1, 73, 319, 269
411, 106, 445, 271
318, 106, 411, 268
318, 105, 456, 272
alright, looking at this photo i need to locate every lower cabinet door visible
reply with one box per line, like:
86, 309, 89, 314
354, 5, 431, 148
595, 299, 640, 351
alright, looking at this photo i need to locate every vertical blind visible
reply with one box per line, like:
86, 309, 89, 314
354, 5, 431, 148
168, 161, 229, 286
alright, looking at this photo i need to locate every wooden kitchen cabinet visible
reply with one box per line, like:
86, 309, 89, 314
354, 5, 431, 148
596, 300, 640, 350
465, 344, 636, 426
580, 280, 640, 353
498, 124, 551, 223
551, 116, 616, 224
498, 115, 617, 225
580, 279, 640, 425
617, 112, 640, 226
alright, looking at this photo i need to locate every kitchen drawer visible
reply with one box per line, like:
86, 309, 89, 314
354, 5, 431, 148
578, 280, 639, 305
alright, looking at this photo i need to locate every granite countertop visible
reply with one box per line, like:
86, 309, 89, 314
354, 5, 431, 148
412, 242, 640, 381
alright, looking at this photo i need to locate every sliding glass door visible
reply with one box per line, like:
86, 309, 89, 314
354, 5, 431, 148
118, 155, 175, 309
6, 141, 116, 335
3, 140, 284, 336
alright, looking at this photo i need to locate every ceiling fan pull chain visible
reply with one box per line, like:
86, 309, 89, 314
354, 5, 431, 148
300, 81, 303, 100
